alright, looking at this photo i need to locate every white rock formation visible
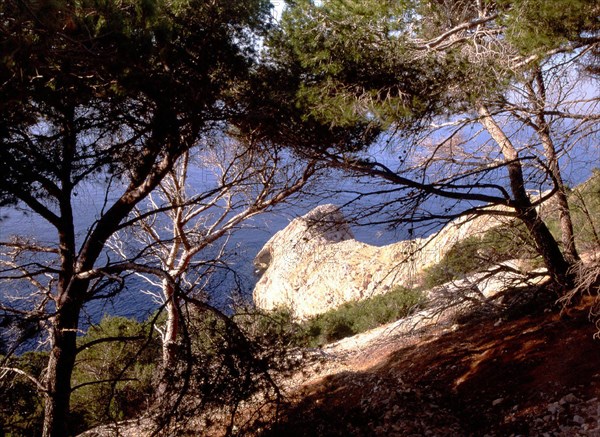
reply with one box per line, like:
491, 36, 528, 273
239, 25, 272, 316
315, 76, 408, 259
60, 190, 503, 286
253, 204, 509, 319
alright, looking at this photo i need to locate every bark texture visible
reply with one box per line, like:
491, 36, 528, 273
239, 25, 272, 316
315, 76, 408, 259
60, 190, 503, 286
478, 105, 572, 288
42, 297, 81, 437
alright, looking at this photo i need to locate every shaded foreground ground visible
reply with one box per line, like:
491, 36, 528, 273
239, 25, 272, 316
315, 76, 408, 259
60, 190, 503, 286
262, 291, 600, 436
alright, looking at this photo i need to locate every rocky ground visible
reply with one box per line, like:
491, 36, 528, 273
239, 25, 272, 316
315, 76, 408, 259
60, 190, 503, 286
259, 287, 600, 436
82, 282, 600, 437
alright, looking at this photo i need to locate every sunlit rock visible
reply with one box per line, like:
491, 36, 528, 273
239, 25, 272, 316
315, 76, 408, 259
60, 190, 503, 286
253, 204, 506, 318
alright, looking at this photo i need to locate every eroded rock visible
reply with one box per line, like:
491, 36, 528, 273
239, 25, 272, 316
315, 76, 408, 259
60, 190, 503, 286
253, 204, 509, 318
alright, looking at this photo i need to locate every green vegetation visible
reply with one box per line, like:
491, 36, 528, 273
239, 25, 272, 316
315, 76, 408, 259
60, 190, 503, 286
302, 286, 425, 346
0, 318, 159, 436
422, 224, 541, 289
547, 169, 600, 252
70, 317, 159, 434
0, 350, 47, 436
243, 286, 424, 349
238, 306, 307, 348
422, 236, 483, 289
500, 0, 598, 54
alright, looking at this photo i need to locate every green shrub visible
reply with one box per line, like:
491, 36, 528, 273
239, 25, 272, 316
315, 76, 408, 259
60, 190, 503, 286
320, 315, 356, 342
567, 169, 600, 250
236, 306, 304, 345
422, 223, 541, 289
302, 286, 425, 347
0, 316, 159, 436
70, 316, 160, 434
242, 287, 424, 348
422, 236, 482, 289
0, 351, 47, 436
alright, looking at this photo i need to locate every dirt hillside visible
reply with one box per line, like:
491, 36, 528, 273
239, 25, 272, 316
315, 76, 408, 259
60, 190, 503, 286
262, 290, 600, 436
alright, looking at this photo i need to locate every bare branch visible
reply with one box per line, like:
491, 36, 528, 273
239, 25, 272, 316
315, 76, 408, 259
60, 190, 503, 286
0, 367, 47, 393
76, 335, 146, 354
414, 13, 500, 51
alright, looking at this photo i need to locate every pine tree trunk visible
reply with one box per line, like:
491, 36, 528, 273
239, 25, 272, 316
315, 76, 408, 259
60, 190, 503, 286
553, 181, 579, 264
514, 201, 572, 288
531, 70, 580, 264
478, 105, 572, 288
42, 300, 80, 437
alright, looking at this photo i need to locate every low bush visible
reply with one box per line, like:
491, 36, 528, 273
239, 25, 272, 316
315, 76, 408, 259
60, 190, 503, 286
244, 286, 424, 348
566, 169, 600, 251
422, 223, 540, 289
0, 350, 47, 436
236, 306, 306, 348
302, 286, 425, 347
0, 316, 159, 436
70, 316, 160, 434
422, 236, 482, 289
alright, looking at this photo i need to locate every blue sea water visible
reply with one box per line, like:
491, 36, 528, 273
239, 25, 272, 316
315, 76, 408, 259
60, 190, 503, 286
1, 137, 596, 326
0, 167, 404, 325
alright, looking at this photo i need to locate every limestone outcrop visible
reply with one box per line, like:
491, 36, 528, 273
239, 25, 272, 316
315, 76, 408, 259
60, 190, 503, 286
253, 204, 507, 319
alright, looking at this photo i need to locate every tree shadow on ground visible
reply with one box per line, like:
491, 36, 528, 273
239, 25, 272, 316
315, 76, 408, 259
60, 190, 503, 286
261, 289, 600, 436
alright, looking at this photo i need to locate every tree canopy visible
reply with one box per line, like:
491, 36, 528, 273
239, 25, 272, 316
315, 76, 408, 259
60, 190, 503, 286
0, 0, 272, 435
252, 0, 599, 286
270, 0, 598, 129
0, 0, 599, 434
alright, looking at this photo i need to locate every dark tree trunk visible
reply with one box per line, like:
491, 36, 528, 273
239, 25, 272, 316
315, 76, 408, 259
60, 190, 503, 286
42, 298, 81, 437
42, 110, 80, 437
550, 176, 580, 264
478, 105, 572, 289
514, 201, 572, 288
531, 69, 580, 264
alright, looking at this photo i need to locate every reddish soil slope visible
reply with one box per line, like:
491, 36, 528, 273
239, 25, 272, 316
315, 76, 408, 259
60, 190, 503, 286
263, 293, 600, 436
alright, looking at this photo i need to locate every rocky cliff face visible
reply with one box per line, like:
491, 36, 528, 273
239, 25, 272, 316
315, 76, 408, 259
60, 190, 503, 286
253, 204, 506, 318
